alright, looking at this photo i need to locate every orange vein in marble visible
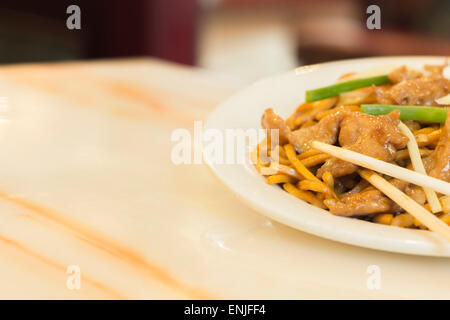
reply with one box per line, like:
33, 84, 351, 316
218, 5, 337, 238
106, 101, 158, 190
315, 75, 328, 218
1, 65, 197, 125
93, 78, 196, 124
0, 190, 217, 299
0, 234, 126, 299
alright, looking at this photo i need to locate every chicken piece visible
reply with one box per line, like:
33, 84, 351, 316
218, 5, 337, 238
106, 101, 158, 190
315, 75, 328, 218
328, 189, 394, 216
424, 63, 448, 79
287, 110, 348, 153
317, 111, 408, 178
377, 64, 449, 106
339, 110, 408, 153
428, 112, 450, 182
318, 159, 357, 179
388, 66, 422, 84
388, 77, 450, 106
405, 185, 426, 205
340, 179, 370, 197
261, 108, 291, 145
328, 179, 410, 216
375, 85, 395, 105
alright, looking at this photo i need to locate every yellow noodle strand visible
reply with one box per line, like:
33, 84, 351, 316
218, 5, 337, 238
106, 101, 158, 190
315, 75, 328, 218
283, 183, 326, 209
285, 144, 337, 199
267, 174, 296, 185
300, 153, 331, 167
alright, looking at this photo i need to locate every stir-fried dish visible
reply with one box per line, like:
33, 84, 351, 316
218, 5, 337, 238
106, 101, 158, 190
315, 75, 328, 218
254, 62, 450, 230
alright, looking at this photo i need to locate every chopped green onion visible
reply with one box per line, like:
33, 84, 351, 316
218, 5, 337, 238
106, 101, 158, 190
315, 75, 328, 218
361, 104, 449, 123
305, 75, 390, 103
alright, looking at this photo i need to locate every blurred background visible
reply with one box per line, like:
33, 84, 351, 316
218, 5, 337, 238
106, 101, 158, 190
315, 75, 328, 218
0, 0, 449, 83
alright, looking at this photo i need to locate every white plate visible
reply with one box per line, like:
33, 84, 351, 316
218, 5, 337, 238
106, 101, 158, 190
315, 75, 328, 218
204, 56, 450, 257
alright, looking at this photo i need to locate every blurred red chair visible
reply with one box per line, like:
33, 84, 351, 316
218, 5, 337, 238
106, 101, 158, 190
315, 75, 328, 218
0, 0, 198, 65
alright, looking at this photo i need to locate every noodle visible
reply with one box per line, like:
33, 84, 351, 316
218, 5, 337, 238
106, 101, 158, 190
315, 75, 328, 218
300, 119, 317, 128
267, 174, 297, 185
286, 103, 313, 128
297, 149, 322, 160
293, 97, 337, 127
300, 153, 331, 167
283, 183, 326, 209
284, 144, 337, 199
322, 172, 334, 189
299, 180, 330, 194
270, 145, 291, 165
255, 63, 450, 230
394, 148, 432, 161
373, 213, 394, 225
416, 129, 442, 147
